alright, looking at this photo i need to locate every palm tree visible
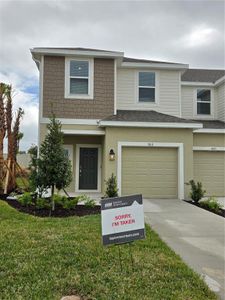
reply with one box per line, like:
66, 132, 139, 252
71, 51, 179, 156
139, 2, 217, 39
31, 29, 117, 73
0, 82, 24, 193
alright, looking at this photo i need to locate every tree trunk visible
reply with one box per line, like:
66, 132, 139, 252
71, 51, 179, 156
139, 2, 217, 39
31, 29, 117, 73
51, 185, 55, 211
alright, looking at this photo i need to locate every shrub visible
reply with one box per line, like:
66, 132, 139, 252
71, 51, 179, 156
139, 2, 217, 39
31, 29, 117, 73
76, 194, 95, 207
105, 173, 118, 198
76, 194, 91, 203
62, 197, 79, 210
52, 194, 66, 206
84, 197, 96, 208
18, 192, 33, 206
36, 198, 51, 209
187, 180, 206, 203
52, 194, 79, 210
200, 197, 222, 213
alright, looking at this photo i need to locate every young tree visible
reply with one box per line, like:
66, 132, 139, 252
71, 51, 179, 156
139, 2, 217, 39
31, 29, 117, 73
37, 115, 72, 210
27, 145, 38, 192
105, 173, 119, 198
0, 84, 7, 192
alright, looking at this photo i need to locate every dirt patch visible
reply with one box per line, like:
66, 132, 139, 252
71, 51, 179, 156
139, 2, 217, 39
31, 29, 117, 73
184, 200, 225, 218
2, 198, 101, 218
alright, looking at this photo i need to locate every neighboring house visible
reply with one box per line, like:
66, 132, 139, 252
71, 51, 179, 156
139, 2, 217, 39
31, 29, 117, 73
31, 47, 225, 199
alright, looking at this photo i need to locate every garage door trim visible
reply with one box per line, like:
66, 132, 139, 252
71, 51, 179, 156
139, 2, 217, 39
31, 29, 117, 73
117, 142, 184, 200
193, 146, 225, 152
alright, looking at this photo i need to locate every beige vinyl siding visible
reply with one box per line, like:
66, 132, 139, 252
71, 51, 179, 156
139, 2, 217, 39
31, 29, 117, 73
122, 147, 178, 198
181, 86, 194, 118
216, 82, 225, 122
116, 68, 181, 117
193, 133, 225, 147
181, 85, 216, 119
194, 151, 225, 196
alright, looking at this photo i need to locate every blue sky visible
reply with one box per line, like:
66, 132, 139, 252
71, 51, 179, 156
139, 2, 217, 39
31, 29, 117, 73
0, 0, 224, 151
23, 85, 39, 96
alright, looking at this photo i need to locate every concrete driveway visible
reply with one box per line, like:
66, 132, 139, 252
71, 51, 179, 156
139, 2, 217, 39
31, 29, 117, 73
144, 199, 225, 300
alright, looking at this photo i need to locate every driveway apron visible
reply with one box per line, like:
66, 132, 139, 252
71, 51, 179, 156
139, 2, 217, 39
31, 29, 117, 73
144, 199, 225, 299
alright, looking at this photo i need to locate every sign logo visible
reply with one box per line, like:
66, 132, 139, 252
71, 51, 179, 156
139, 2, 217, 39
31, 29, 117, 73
101, 194, 145, 246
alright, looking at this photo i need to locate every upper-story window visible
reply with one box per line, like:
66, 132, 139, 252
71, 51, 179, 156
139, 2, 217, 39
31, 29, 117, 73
65, 58, 94, 99
197, 89, 211, 115
138, 72, 155, 102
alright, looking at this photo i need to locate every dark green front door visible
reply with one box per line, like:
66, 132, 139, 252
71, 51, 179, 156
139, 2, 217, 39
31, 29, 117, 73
79, 147, 98, 190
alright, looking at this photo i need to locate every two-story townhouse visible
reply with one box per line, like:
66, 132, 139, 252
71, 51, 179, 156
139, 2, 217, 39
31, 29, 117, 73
31, 47, 225, 199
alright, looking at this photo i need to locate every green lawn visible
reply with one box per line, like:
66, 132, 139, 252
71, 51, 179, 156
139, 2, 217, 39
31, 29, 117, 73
0, 200, 217, 300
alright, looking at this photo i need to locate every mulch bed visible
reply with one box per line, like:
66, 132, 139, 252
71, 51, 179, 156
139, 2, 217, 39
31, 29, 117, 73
184, 200, 225, 218
1, 198, 101, 218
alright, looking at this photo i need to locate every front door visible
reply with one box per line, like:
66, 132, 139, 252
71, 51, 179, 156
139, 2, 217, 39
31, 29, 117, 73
79, 147, 98, 190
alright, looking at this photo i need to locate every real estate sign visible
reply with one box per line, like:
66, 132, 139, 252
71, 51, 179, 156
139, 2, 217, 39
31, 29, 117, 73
101, 194, 145, 246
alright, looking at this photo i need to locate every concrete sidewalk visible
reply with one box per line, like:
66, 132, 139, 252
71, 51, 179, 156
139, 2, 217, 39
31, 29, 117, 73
144, 199, 225, 299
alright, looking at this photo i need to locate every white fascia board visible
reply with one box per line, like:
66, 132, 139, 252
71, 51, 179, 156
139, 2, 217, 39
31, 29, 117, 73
121, 62, 189, 70
99, 121, 203, 129
194, 128, 225, 134
30, 48, 124, 58
182, 76, 225, 87
215, 75, 225, 87
40, 117, 99, 125
62, 129, 105, 135
181, 81, 214, 87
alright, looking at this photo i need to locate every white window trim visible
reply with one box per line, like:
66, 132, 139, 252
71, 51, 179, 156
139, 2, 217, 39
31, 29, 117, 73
75, 144, 101, 193
136, 70, 159, 105
117, 141, 184, 200
65, 57, 94, 100
193, 87, 214, 119
63, 144, 73, 168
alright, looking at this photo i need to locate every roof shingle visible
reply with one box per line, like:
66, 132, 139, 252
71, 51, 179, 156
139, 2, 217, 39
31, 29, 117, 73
194, 120, 225, 129
102, 110, 197, 123
122, 57, 179, 65
182, 69, 225, 83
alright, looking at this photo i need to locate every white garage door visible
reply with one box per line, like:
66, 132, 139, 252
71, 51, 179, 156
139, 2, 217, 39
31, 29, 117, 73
194, 151, 225, 196
122, 147, 178, 198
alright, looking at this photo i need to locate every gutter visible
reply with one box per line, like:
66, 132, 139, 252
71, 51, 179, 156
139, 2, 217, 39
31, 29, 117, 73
98, 120, 203, 129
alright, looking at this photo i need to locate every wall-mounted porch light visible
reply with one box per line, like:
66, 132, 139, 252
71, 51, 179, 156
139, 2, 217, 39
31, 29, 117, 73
109, 149, 115, 161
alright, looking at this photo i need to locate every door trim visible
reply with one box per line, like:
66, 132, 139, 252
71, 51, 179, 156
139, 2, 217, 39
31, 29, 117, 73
75, 144, 102, 193
117, 141, 184, 200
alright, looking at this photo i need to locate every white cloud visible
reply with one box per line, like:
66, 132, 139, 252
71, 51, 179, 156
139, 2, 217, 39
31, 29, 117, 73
180, 25, 218, 48
0, 0, 224, 151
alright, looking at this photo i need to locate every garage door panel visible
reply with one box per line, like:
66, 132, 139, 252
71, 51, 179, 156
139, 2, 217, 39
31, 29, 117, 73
122, 147, 178, 198
194, 152, 225, 196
